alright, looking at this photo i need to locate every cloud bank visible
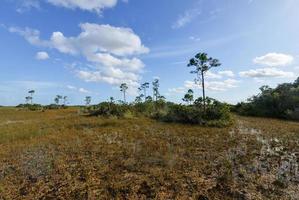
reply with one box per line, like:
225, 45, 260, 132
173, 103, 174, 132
10, 23, 149, 94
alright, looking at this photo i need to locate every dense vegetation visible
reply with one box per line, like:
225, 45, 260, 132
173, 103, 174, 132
89, 97, 232, 127
235, 77, 299, 120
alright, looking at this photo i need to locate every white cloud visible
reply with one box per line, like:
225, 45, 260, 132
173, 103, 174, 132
205, 70, 235, 79
67, 85, 76, 90
168, 70, 238, 95
35, 51, 49, 60
189, 36, 201, 42
172, 8, 201, 29
10, 23, 149, 95
66, 85, 91, 94
9, 27, 49, 46
168, 87, 185, 94
183, 79, 239, 92
239, 68, 294, 78
206, 79, 239, 91
253, 53, 294, 67
10, 23, 149, 56
218, 70, 235, 77
17, 0, 119, 13
78, 88, 90, 93
47, 0, 117, 13
206, 71, 222, 79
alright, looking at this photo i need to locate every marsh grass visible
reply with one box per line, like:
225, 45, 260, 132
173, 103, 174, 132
0, 108, 298, 199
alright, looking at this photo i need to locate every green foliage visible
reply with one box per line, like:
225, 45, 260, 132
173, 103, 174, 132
90, 102, 131, 117
187, 52, 221, 110
16, 104, 43, 111
89, 97, 232, 127
44, 104, 68, 110
154, 98, 232, 127
182, 89, 194, 104
235, 77, 299, 120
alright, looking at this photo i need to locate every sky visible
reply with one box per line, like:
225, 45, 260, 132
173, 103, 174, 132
0, 0, 298, 105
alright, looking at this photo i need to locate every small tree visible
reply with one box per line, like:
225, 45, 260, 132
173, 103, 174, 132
109, 97, 115, 104
188, 52, 221, 111
85, 96, 91, 106
120, 83, 128, 103
63, 96, 68, 106
135, 95, 143, 103
152, 79, 160, 101
182, 89, 194, 105
139, 82, 149, 102
55, 95, 62, 105
145, 96, 153, 102
25, 96, 32, 104
28, 90, 35, 104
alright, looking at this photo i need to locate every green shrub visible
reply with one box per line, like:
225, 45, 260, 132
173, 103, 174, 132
89, 99, 232, 127
153, 99, 232, 127
90, 102, 131, 117
16, 104, 43, 111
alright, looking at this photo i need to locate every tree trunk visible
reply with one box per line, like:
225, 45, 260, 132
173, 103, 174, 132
201, 71, 206, 112
123, 91, 126, 103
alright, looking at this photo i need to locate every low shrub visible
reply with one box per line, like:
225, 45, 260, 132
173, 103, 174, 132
154, 100, 232, 127
89, 102, 131, 117
16, 104, 43, 111
88, 98, 232, 127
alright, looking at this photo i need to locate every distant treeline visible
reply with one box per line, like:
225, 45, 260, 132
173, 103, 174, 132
16, 103, 68, 111
234, 77, 299, 120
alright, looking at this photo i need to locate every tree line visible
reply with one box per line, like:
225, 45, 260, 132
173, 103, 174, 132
234, 77, 299, 120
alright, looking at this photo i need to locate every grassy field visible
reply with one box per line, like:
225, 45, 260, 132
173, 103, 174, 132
0, 107, 298, 199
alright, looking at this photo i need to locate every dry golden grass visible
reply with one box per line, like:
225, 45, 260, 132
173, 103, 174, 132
0, 108, 298, 199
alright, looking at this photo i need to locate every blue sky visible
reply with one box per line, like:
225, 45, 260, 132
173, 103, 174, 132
0, 0, 298, 105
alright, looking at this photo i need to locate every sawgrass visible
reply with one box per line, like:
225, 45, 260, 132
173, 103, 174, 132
0, 108, 298, 199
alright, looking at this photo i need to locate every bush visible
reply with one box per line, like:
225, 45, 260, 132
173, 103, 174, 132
16, 104, 43, 111
155, 104, 204, 124
90, 102, 131, 117
88, 98, 232, 127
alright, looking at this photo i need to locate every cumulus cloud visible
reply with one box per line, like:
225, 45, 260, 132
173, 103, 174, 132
35, 51, 49, 60
253, 53, 294, 67
218, 70, 235, 77
10, 23, 149, 95
169, 78, 239, 95
239, 68, 294, 78
205, 70, 235, 79
184, 79, 239, 92
206, 71, 222, 79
